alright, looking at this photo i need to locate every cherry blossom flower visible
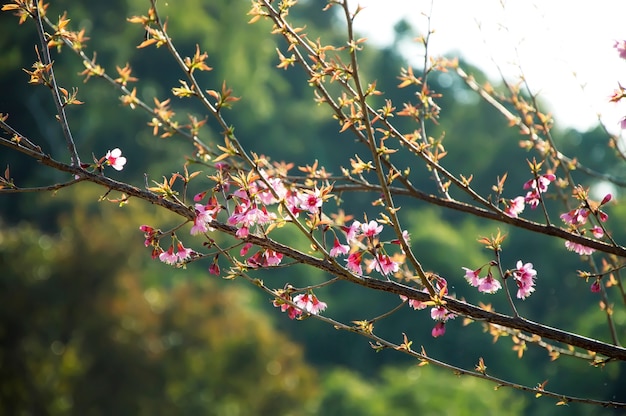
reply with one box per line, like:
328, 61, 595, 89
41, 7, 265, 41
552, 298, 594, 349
329, 237, 350, 257
208, 262, 220, 276
176, 242, 193, 261
462, 267, 482, 287
590, 280, 601, 293
263, 249, 283, 266
346, 251, 363, 275
400, 295, 428, 310
159, 245, 178, 265
524, 189, 541, 209
591, 226, 604, 239
504, 196, 525, 218
273, 294, 302, 320
361, 220, 383, 237
560, 208, 589, 226
513, 261, 538, 299
523, 174, 556, 193
299, 187, 324, 213
430, 306, 448, 321
477, 273, 501, 294
105, 148, 127, 171
293, 293, 327, 315
565, 241, 595, 256
431, 321, 446, 338
368, 253, 399, 276
344, 221, 362, 242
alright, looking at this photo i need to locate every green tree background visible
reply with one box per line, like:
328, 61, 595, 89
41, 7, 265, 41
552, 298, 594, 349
1, 0, 624, 414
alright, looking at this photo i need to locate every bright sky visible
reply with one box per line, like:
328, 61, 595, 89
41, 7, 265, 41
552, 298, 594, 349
353, 1, 626, 134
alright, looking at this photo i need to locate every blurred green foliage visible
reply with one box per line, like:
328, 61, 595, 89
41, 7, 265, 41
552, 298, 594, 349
1, 0, 625, 414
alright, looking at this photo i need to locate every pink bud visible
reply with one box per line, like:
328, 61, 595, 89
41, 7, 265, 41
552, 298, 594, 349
600, 193, 612, 205
590, 280, 601, 293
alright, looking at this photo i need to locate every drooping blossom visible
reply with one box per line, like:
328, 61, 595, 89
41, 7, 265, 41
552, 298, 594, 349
590, 280, 602, 293
159, 245, 178, 265
462, 267, 482, 287
431, 321, 446, 338
346, 251, 363, 275
478, 273, 502, 294
560, 208, 589, 226
367, 253, 399, 276
400, 295, 428, 310
504, 196, 525, 218
293, 293, 327, 315
329, 237, 350, 257
513, 261, 538, 299
105, 148, 127, 171
565, 241, 595, 256
430, 306, 449, 321
176, 242, 193, 261
273, 293, 302, 320
344, 220, 362, 242
591, 226, 604, 239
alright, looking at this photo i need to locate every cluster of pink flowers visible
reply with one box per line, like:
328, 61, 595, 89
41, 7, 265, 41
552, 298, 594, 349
559, 193, 611, 256
273, 291, 327, 319
463, 261, 538, 299
401, 277, 455, 338
332, 220, 402, 278
503, 173, 556, 218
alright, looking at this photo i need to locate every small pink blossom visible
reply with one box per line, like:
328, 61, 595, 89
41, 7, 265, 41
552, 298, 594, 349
565, 241, 595, 256
346, 251, 363, 275
344, 221, 362, 242
273, 294, 302, 320
504, 196, 525, 218
329, 237, 350, 257
560, 208, 589, 226
159, 245, 178, 265
298, 188, 324, 213
361, 220, 383, 237
263, 249, 283, 266
591, 226, 604, 239
293, 293, 327, 315
176, 242, 193, 261
105, 148, 127, 171
523, 174, 555, 193
208, 262, 220, 276
430, 306, 448, 321
400, 295, 428, 310
431, 321, 446, 338
369, 253, 399, 276
462, 267, 482, 287
240, 242, 253, 256
590, 280, 602, 293
524, 189, 541, 209
477, 273, 502, 294
513, 261, 537, 299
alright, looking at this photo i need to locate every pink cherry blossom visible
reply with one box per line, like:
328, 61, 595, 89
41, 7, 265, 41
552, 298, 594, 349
462, 267, 482, 287
504, 196, 525, 218
361, 220, 383, 237
176, 242, 193, 261
477, 273, 502, 294
590, 280, 601, 293
430, 306, 448, 321
369, 253, 399, 276
208, 262, 220, 276
293, 293, 327, 315
346, 251, 363, 275
298, 188, 324, 213
591, 226, 604, 239
105, 148, 127, 171
560, 208, 589, 226
565, 241, 595, 256
159, 245, 178, 265
344, 221, 362, 242
273, 294, 302, 320
329, 237, 350, 257
431, 321, 446, 338
400, 295, 428, 310
263, 249, 283, 266
513, 261, 538, 299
